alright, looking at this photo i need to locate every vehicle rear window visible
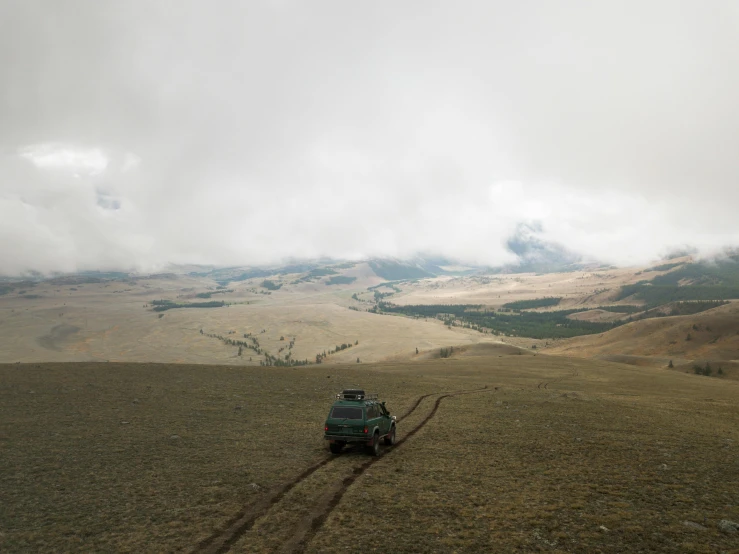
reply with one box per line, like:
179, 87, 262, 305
330, 407, 363, 419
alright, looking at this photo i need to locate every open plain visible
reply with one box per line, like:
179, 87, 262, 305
0, 266, 508, 366
0, 260, 702, 367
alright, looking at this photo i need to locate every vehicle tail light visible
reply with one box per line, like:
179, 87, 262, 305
363, 426, 368, 434
324, 426, 328, 431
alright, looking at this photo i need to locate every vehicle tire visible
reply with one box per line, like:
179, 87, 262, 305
368, 432, 381, 456
383, 425, 396, 445
329, 442, 344, 454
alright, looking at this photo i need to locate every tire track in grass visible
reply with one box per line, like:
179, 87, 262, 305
193, 389, 456, 554
537, 368, 580, 390
287, 386, 493, 554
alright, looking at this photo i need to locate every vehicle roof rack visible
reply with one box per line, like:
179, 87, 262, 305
336, 389, 378, 401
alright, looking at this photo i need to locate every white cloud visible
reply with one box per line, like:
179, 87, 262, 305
121, 152, 141, 172
18, 143, 109, 176
0, 1, 737, 275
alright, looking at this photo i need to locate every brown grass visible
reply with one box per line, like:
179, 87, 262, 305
3, 355, 738, 553
0, 276, 503, 365
548, 302, 739, 378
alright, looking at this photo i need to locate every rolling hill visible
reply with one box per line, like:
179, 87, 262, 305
548, 301, 739, 377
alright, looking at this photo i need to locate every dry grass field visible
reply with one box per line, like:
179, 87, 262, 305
389, 266, 661, 309
2, 350, 738, 553
548, 302, 739, 379
0, 272, 506, 366
0, 261, 671, 368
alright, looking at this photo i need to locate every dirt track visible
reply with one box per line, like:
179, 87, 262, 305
194, 387, 493, 554
537, 367, 579, 390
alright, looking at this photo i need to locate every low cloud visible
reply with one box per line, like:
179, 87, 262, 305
18, 143, 108, 176
1, 2, 737, 275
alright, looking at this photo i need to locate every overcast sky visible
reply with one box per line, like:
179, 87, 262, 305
1, 1, 738, 275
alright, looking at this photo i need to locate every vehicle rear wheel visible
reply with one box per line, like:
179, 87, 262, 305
368, 432, 381, 456
383, 425, 396, 445
329, 441, 344, 454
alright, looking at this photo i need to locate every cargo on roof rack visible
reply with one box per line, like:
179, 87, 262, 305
336, 389, 378, 401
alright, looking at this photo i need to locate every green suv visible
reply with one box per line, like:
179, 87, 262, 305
324, 389, 396, 456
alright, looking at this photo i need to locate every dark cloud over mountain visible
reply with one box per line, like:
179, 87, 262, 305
505, 222, 583, 272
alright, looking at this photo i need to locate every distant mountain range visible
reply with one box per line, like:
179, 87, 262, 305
3, 226, 738, 286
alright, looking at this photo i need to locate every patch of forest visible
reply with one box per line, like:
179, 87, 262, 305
651, 255, 739, 286
632, 300, 728, 319
293, 268, 339, 284
150, 300, 226, 312
378, 303, 618, 339
314, 340, 359, 363
617, 256, 739, 305
379, 299, 731, 340
201, 330, 311, 366
199, 263, 319, 285
326, 275, 356, 285
502, 297, 561, 309
195, 289, 234, 298
261, 280, 282, 290
596, 305, 642, 313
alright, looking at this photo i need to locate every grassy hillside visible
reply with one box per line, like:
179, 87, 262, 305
548, 301, 739, 375
2, 357, 738, 553
616, 255, 739, 305
615, 284, 739, 305
651, 254, 739, 285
